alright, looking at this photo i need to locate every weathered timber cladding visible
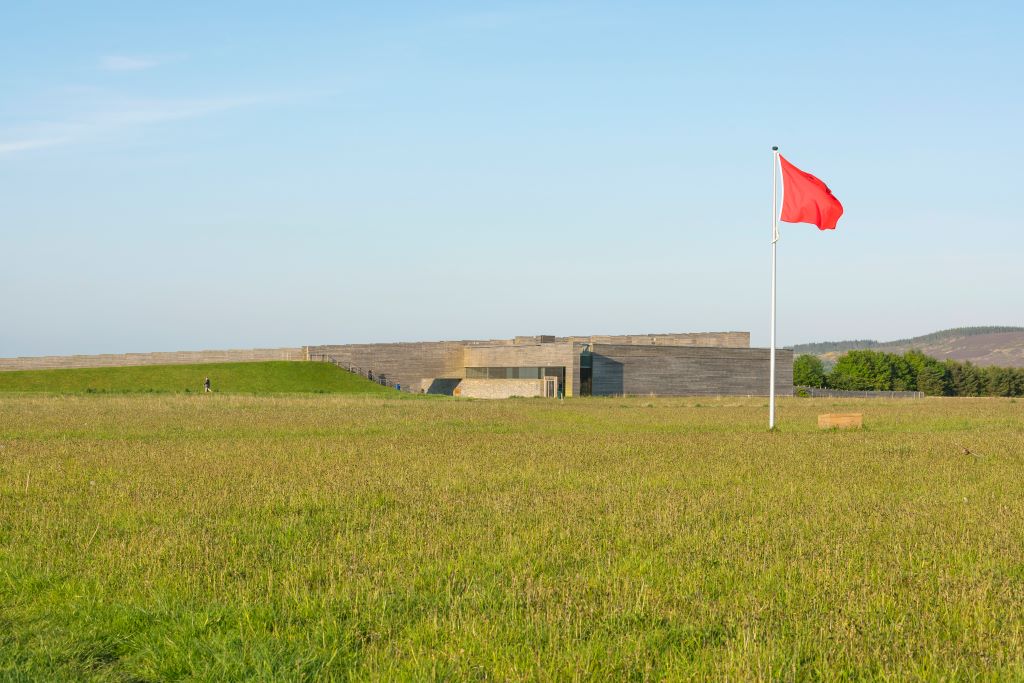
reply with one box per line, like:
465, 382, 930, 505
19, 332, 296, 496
505, 332, 750, 348
590, 344, 793, 396
568, 344, 582, 398
463, 343, 576, 369
463, 342, 584, 396
308, 342, 465, 392
0, 347, 305, 372
572, 332, 749, 347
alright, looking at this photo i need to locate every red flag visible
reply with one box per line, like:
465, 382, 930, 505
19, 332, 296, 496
779, 155, 844, 230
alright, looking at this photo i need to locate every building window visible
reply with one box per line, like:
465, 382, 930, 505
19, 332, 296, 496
465, 367, 564, 381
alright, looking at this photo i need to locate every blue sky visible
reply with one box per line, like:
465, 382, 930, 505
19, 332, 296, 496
2, 1, 1021, 356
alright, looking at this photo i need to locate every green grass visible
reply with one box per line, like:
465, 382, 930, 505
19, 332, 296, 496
0, 361, 397, 395
2, 395, 1024, 680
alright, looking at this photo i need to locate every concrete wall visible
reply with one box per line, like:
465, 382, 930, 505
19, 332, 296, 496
590, 344, 793, 396
308, 342, 465, 392
419, 378, 462, 395
0, 347, 305, 372
453, 379, 545, 399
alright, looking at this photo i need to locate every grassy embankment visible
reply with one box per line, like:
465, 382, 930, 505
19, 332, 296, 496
2, 394, 1024, 679
0, 361, 395, 395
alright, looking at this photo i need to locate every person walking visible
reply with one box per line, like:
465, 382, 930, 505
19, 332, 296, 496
204, 377, 211, 393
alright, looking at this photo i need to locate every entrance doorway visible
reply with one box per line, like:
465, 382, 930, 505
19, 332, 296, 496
580, 367, 592, 396
580, 348, 593, 396
543, 376, 559, 398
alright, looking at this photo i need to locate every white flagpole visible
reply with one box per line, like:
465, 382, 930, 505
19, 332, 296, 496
769, 145, 779, 430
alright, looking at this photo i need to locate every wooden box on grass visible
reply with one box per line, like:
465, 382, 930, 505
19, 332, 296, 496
818, 413, 863, 429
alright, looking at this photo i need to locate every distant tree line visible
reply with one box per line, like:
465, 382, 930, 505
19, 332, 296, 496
793, 350, 1024, 396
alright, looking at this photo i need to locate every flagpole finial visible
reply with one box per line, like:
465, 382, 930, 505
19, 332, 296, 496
771, 145, 778, 151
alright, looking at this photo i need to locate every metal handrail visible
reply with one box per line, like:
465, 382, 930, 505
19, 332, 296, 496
311, 353, 403, 390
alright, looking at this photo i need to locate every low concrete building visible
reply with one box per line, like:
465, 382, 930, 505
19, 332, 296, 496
308, 332, 793, 398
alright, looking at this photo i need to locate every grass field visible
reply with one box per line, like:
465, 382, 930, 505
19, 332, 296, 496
2, 393, 1023, 680
0, 361, 395, 395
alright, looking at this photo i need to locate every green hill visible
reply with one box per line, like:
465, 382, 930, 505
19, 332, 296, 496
0, 361, 400, 395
